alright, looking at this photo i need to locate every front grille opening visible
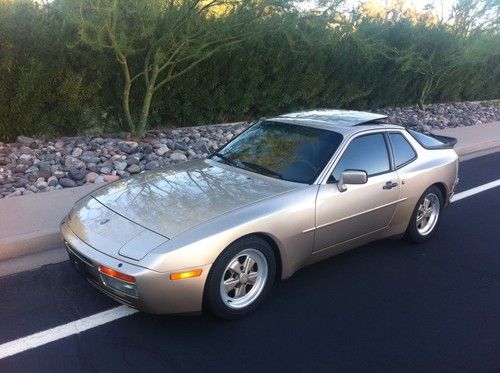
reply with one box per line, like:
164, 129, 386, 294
64, 241, 93, 266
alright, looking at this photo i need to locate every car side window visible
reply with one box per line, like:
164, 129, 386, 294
332, 133, 390, 181
389, 133, 417, 168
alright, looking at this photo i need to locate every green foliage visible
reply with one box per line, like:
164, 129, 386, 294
0, 0, 498, 142
0, 0, 118, 142
75, 0, 278, 138
155, 15, 499, 126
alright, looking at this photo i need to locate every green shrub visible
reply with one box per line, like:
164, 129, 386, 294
0, 0, 498, 142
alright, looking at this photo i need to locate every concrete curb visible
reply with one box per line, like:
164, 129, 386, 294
455, 140, 500, 157
0, 228, 62, 261
0, 247, 68, 278
432, 121, 500, 156
0, 122, 498, 268
0, 183, 102, 261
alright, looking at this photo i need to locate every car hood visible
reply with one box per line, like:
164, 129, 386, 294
90, 159, 299, 240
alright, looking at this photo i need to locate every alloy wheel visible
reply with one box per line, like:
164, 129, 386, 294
416, 193, 440, 236
219, 249, 268, 309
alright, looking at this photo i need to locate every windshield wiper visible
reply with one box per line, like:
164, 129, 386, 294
240, 161, 283, 179
212, 152, 238, 167
212, 153, 283, 180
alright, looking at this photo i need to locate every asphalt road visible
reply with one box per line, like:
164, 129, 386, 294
1, 152, 499, 372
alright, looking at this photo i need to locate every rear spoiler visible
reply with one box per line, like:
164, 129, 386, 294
407, 129, 457, 150
427, 134, 457, 149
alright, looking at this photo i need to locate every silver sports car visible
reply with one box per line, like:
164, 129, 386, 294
61, 110, 459, 318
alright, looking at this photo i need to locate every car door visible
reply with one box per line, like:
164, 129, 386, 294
314, 132, 400, 252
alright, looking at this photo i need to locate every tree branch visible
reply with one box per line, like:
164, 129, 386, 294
153, 39, 241, 93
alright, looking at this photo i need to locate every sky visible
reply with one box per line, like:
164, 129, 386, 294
299, 0, 458, 19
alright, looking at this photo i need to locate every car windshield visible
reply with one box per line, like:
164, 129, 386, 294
210, 121, 343, 184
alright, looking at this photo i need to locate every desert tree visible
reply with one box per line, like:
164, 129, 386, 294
76, 0, 276, 137
450, 0, 499, 36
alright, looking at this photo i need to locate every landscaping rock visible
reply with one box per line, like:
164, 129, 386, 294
155, 145, 169, 156
53, 170, 65, 179
104, 175, 120, 182
65, 156, 85, 169
59, 178, 77, 188
36, 168, 52, 180
145, 161, 160, 170
113, 161, 128, 171
47, 176, 59, 187
17, 136, 35, 145
85, 172, 99, 183
125, 155, 141, 165
14, 178, 28, 188
127, 164, 141, 174
69, 168, 87, 181
100, 166, 112, 175
35, 178, 48, 190
19, 154, 33, 165
170, 152, 187, 162
95, 175, 106, 183
1, 100, 498, 198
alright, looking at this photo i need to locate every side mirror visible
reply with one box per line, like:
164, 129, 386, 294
337, 170, 367, 192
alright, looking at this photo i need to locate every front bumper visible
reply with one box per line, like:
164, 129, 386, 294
61, 221, 211, 314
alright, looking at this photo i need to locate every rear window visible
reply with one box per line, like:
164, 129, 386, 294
389, 133, 417, 168
407, 129, 446, 148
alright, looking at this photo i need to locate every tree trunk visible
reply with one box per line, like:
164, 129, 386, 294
122, 80, 135, 133
120, 60, 135, 134
135, 65, 160, 138
137, 89, 154, 138
419, 77, 433, 107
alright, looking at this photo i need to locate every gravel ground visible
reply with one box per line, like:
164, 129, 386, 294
376, 101, 499, 130
0, 101, 498, 198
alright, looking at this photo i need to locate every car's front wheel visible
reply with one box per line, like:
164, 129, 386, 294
406, 186, 443, 243
204, 236, 276, 319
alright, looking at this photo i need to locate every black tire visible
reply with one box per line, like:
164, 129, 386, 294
204, 236, 276, 319
405, 185, 444, 243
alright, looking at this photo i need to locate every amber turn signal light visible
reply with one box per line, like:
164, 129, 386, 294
98, 265, 136, 283
170, 269, 203, 281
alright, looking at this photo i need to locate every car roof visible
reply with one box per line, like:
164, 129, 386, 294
266, 109, 404, 135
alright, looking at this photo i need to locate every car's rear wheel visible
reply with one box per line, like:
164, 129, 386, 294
204, 236, 276, 319
406, 186, 443, 243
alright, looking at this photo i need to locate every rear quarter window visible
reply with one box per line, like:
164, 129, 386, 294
389, 133, 417, 168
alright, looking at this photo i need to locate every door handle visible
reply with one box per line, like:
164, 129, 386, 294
383, 181, 399, 190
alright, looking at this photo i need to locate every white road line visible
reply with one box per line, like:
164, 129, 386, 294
0, 179, 499, 360
451, 179, 500, 202
0, 305, 137, 360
